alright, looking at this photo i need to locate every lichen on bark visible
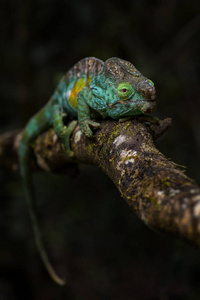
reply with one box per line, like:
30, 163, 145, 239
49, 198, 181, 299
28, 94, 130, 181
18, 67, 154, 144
0, 118, 200, 246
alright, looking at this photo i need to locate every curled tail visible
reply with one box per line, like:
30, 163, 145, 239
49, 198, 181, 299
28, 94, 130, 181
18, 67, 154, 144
18, 104, 65, 286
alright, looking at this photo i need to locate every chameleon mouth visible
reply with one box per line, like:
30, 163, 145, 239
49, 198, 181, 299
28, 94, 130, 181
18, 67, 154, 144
107, 99, 156, 108
134, 99, 156, 102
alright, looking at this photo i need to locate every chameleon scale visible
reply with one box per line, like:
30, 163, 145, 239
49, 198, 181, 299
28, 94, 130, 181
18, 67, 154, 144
18, 57, 157, 285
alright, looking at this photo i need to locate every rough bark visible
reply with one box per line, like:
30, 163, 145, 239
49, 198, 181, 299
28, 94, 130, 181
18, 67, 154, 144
1, 118, 200, 247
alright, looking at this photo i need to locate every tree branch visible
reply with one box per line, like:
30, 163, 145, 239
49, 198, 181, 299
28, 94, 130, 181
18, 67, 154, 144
1, 118, 200, 247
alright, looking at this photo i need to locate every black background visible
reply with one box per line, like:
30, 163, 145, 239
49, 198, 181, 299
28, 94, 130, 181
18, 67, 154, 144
0, 1, 200, 299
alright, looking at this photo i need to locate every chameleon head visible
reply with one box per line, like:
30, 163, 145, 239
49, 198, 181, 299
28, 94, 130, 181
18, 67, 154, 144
104, 57, 156, 119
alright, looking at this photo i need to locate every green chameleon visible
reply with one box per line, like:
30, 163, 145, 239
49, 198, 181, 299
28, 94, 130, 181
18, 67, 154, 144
18, 57, 156, 285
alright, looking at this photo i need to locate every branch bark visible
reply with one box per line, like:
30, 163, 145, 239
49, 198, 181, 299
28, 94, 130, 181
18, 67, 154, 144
1, 118, 200, 247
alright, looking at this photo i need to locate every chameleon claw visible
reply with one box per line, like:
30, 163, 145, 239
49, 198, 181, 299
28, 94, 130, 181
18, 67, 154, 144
82, 125, 94, 138
79, 120, 101, 137
87, 120, 101, 128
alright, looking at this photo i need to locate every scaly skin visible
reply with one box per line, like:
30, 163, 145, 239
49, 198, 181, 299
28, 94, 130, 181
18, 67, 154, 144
18, 57, 156, 285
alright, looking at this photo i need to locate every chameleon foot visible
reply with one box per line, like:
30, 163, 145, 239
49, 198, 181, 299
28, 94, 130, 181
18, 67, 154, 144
79, 119, 101, 138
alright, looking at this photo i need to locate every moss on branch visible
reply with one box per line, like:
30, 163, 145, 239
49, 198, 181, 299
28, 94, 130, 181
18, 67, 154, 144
1, 118, 200, 247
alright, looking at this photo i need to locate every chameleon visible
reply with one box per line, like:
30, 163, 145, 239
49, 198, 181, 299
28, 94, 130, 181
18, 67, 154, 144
18, 57, 156, 285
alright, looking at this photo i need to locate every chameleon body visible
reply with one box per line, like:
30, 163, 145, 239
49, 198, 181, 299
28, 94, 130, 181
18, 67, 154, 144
18, 57, 156, 285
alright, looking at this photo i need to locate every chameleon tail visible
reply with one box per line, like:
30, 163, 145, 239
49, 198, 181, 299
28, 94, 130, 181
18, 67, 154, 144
18, 105, 65, 286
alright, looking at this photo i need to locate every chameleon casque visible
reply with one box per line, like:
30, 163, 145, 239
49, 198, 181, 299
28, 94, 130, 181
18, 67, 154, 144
18, 57, 156, 285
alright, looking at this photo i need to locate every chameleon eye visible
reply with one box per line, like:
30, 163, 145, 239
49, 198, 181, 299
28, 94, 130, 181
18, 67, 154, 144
117, 82, 134, 100
148, 79, 154, 86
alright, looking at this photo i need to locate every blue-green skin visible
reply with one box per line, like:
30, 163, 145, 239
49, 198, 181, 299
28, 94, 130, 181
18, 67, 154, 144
18, 57, 156, 285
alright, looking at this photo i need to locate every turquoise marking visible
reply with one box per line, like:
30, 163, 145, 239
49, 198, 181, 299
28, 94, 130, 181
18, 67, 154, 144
44, 106, 52, 120
26, 119, 39, 137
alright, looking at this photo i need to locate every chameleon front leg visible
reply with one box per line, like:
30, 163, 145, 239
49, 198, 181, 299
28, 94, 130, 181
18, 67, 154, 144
18, 104, 66, 286
77, 87, 101, 137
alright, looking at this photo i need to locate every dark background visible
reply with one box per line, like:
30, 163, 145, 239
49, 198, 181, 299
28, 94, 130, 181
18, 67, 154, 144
0, 0, 200, 299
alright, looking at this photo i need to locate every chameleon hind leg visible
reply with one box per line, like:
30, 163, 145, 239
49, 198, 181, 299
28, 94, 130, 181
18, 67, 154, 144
52, 102, 77, 157
18, 103, 65, 286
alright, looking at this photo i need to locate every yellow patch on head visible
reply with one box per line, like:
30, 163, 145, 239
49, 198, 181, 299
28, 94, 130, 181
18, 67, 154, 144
69, 77, 92, 109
